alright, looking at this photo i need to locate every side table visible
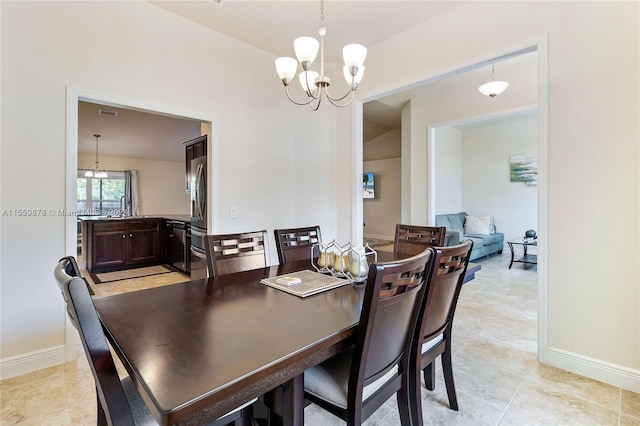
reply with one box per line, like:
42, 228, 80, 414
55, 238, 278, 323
507, 238, 537, 269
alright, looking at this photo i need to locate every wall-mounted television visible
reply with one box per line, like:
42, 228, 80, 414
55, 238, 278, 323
363, 172, 375, 199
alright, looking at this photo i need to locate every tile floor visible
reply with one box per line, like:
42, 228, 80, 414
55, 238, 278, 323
1, 254, 639, 425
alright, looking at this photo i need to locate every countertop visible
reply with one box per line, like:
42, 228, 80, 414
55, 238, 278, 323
78, 214, 191, 223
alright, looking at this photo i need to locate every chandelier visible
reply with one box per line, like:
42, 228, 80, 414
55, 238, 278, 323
275, 0, 367, 111
84, 134, 107, 178
478, 64, 509, 98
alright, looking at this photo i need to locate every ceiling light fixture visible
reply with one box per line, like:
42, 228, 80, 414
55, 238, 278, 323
478, 64, 509, 97
275, 0, 367, 111
84, 134, 108, 178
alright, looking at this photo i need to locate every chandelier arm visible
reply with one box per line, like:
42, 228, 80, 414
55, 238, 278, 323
325, 88, 356, 108
310, 95, 322, 111
325, 87, 355, 103
304, 72, 321, 100
284, 86, 315, 106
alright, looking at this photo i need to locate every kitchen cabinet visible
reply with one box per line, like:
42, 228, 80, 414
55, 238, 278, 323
89, 221, 127, 270
84, 218, 164, 272
185, 135, 207, 193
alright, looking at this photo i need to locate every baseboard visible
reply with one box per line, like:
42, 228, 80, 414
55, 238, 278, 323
364, 233, 394, 242
547, 346, 640, 393
0, 345, 67, 380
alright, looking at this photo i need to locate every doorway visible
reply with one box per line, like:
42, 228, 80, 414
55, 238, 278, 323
355, 36, 549, 362
64, 87, 216, 360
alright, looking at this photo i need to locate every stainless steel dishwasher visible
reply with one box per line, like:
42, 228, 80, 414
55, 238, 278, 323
169, 220, 188, 273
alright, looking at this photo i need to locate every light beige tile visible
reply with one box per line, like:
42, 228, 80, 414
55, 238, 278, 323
621, 389, 640, 419
500, 377, 619, 426
526, 364, 621, 412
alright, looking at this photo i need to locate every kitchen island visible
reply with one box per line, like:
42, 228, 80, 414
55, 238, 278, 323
80, 215, 189, 273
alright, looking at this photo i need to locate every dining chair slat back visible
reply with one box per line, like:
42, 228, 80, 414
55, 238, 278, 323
205, 230, 270, 276
304, 249, 436, 425
410, 240, 473, 424
273, 226, 321, 264
394, 224, 446, 257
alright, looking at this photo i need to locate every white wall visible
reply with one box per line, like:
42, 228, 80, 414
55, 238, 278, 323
434, 127, 463, 214
364, 128, 401, 161
358, 1, 639, 390
0, 1, 346, 375
362, 158, 401, 240
461, 117, 538, 242
78, 154, 190, 216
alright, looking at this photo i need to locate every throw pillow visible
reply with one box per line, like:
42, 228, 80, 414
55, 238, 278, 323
464, 216, 494, 235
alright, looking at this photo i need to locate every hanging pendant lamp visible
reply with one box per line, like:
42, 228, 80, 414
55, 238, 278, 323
478, 64, 509, 97
84, 134, 108, 178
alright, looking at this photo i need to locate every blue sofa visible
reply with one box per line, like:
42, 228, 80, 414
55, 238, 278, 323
435, 212, 504, 261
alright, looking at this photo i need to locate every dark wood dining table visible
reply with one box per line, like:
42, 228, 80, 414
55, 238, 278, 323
94, 254, 481, 426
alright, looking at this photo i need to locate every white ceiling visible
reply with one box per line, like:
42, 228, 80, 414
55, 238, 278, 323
148, 1, 465, 62
78, 1, 537, 161
78, 101, 202, 162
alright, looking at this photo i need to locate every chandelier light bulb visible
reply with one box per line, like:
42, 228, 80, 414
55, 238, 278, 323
294, 37, 319, 66
299, 70, 319, 93
275, 57, 298, 84
342, 44, 367, 68
343, 65, 365, 87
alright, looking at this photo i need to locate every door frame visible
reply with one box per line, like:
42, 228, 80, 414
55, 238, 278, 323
352, 33, 549, 363
64, 86, 217, 360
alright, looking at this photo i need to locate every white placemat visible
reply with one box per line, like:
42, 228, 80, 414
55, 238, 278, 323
261, 270, 350, 297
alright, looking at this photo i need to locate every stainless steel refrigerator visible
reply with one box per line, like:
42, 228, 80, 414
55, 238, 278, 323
190, 156, 208, 279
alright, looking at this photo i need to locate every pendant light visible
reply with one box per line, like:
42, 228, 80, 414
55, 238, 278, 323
478, 64, 509, 97
84, 134, 108, 178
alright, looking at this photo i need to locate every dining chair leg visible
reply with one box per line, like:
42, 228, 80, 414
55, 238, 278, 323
96, 390, 107, 426
410, 360, 424, 426
423, 361, 436, 391
441, 346, 458, 411
235, 406, 253, 426
397, 371, 413, 426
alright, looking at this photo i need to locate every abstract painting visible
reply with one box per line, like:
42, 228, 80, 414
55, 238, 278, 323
510, 154, 537, 186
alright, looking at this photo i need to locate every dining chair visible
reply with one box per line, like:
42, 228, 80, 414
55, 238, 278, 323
410, 240, 473, 424
204, 230, 270, 276
60, 276, 255, 426
394, 224, 446, 257
273, 225, 321, 264
54, 256, 93, 325
303, 249, 436, 426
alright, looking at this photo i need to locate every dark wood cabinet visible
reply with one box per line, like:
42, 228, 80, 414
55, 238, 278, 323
84, 218, 163, 272
127, 220, 160, 265
185, 135, 207, 193
91, 221, 127, 270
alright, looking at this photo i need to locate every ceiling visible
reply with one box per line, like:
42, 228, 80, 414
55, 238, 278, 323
78, 102, 202, 162
78, 1, 536, 161
148, 1, 465, 62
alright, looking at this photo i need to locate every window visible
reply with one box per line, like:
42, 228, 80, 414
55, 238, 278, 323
77, 171, 126, 216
